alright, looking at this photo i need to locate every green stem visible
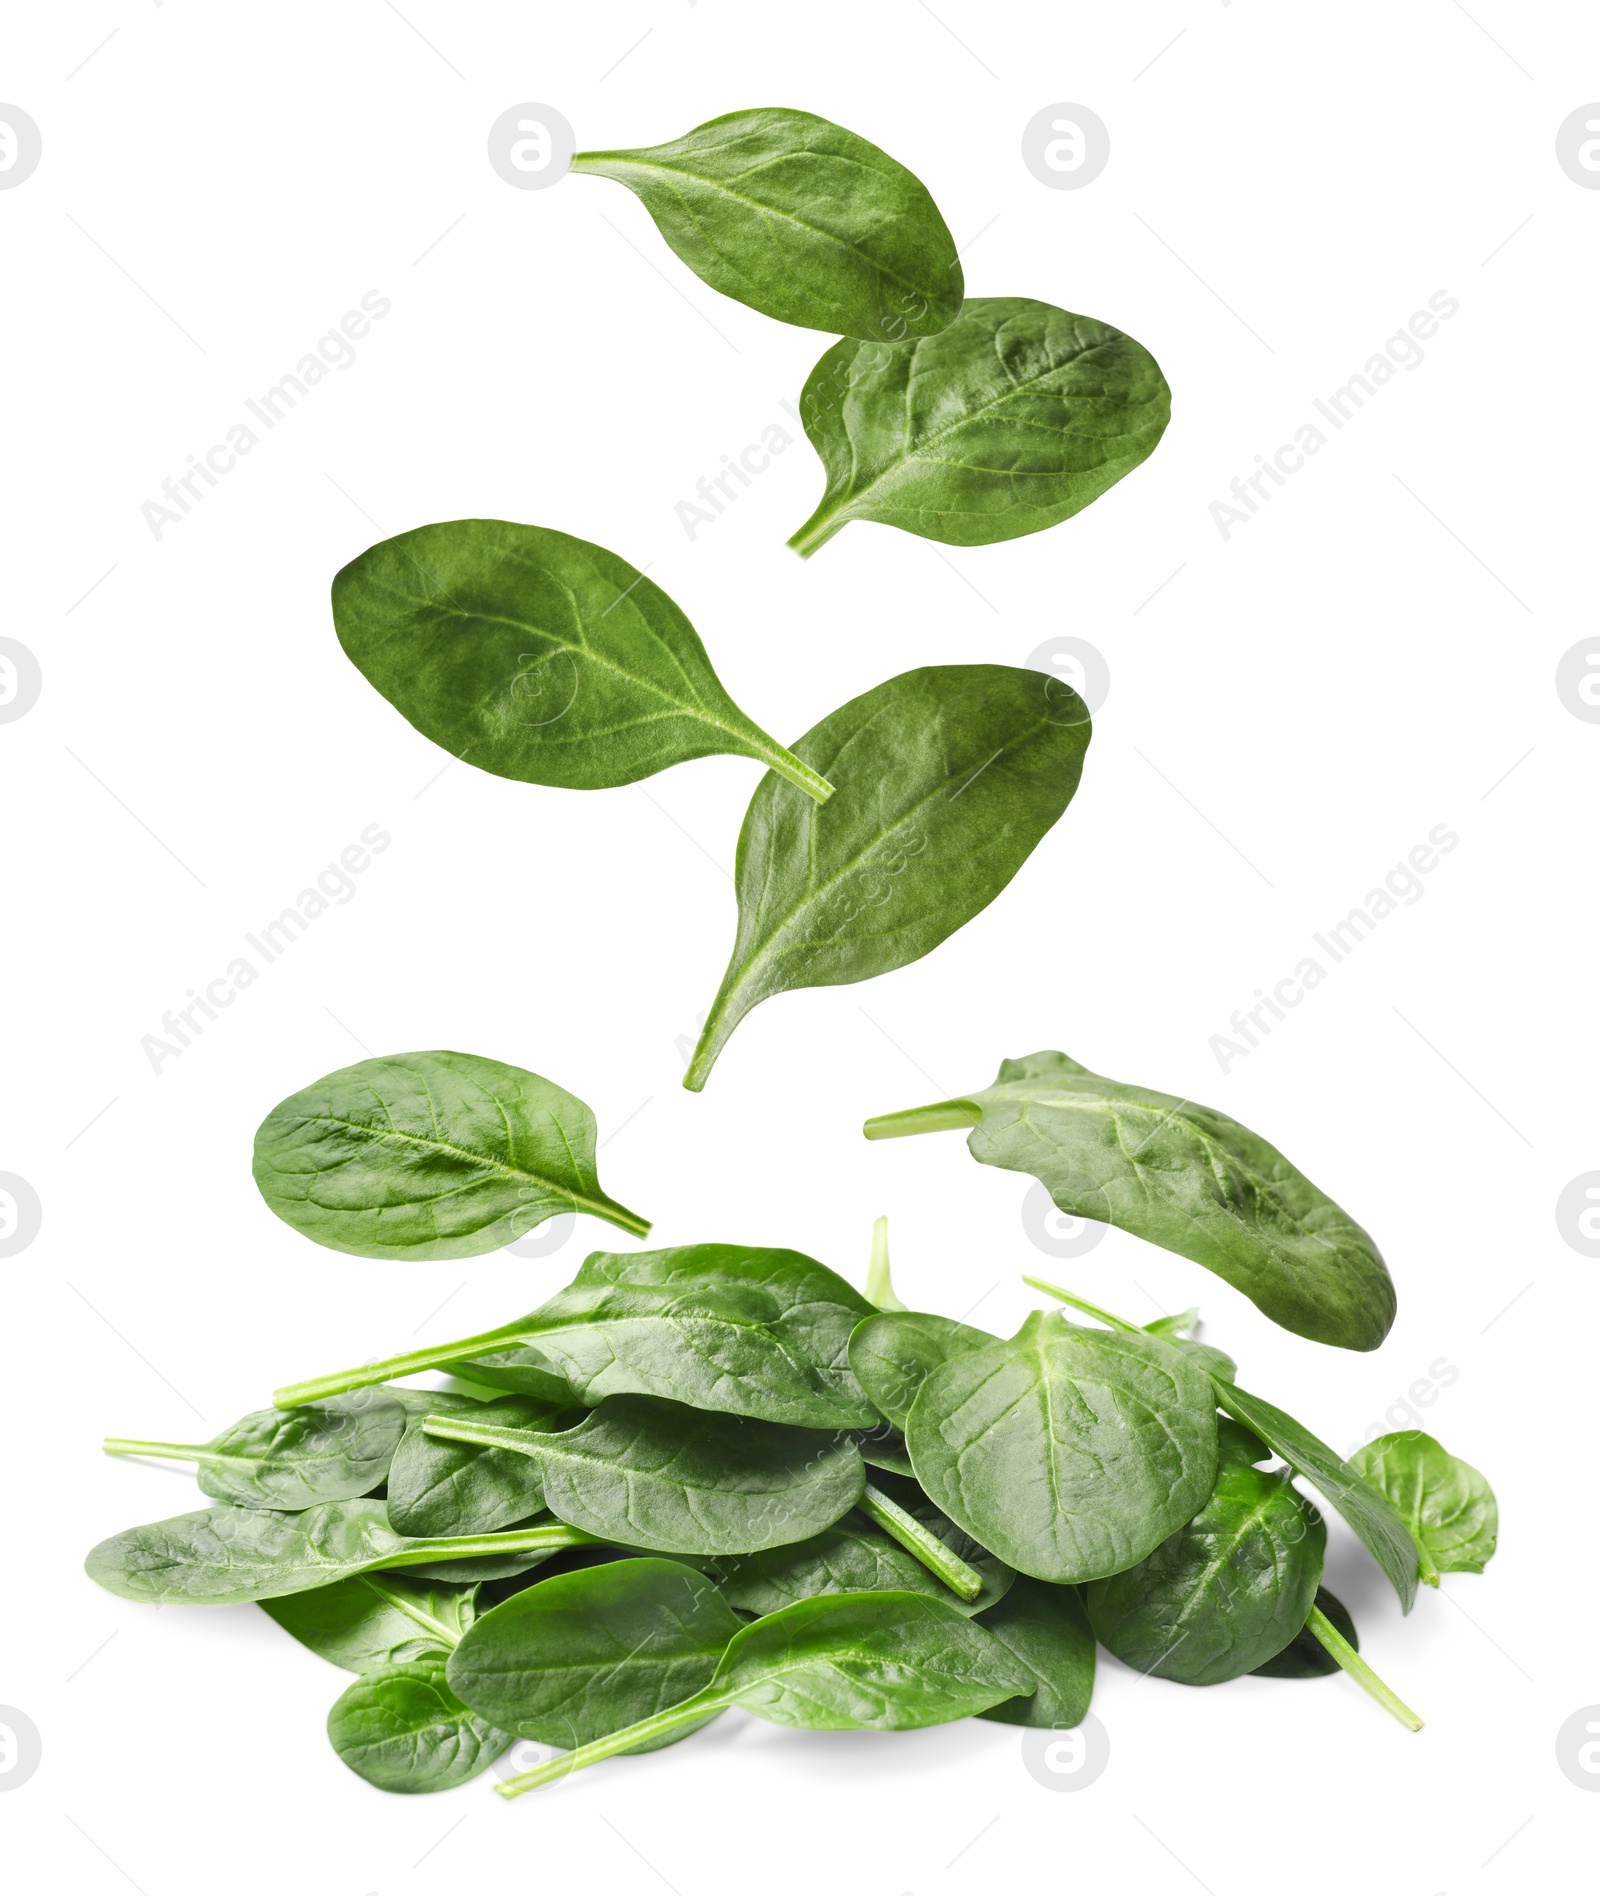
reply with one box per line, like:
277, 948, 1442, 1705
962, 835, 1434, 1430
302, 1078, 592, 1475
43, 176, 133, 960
102, 1437, 210, 1462
273, 1323, 532, 1409
858, 1483, 983, 1603
681, 985, 749, 1094
760, 743, 835, 805
384, 1522, 597, 1572
359, 1574, 468, 1648
1022, 1277, 1140, 1333
1305, 1605, 1423, 1732
865, 1216, 905, 1311
421, 1413, 543, 1456
861, 1100, 981, 1140
496, 1687, 732, 1797
785, 500, 849, 559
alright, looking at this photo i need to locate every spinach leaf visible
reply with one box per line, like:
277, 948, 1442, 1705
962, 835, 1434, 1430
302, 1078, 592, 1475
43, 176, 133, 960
448, 1558, 741, 1752
853, 1424, 915, 1476
1349, 1432, 1497, 1581
103, 1389, 405, 1511
497, 1590, 1035, 1796
253, 1049, 650, 1260
571, 109, 961, 342
787, 297, 1169, 555
333, 520, 832, 803
262, 1572, 481, 1673
848, 1309, 993, 1430
686, 667, 1090, 1089
385, 1396, 565, 1538
1213, 1382, 1421, 1613
904, 1311, 1218, 1583
1251, 1587, 1357, 1680
423, 1395, 865, 1555
867, 1049, 1395, 1352
714, 1515, 1003, 1617
275, 1244, 876, 1430
976, 1577, 1096, 1728
1086, 1420, 1326, 1685
85, 1499, 595, 1606
327, 1654, 513, 1793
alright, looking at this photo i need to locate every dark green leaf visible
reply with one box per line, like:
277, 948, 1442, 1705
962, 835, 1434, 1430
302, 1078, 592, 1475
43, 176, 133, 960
1349, 1431, 1497, 1579
327, 1654, 512, 1793
865, 1049, 1395, 1352
686, 667, 1090, 1089
448, 1558, 741, 1751
385, 1396, 564, 1538
905, 1311, 1218, 1583
424, 1395, 864, 1556
977, 1577, 1096, 1728
848, 1309, 994, 1430
787, 297, 1169, 555
1086, 1421, 1326, 1684
332, 520, 831, 801
1251, 1587, 1358, 1679
103, 1389, 404, 1511
253, 1049, 650, 1260
261, 1572, 480, 1673
572, 109, 961, 342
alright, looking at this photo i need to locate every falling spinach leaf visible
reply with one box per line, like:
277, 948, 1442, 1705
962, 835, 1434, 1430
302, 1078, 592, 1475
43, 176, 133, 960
275, 1244, 876, 1430
685, 666, 1090, 1089
571, 109, 961, 342
976, 1577, 1096, 1729
385, 1395, 566, 1538
787, 297, 1169, 555
1252, 1588, 1359, 1680
253, 1049, 650, 1260
328, 1653, 514, 1793
84, 1499, 595, 1606
848, 1309, 994, 1431
867, 1049, 1395, 1352
1350, 1431, 1498, 1582
496, 1590, 1035, 1796
102, 1389, 405, 1511
423, 1395, 865, 1556
449, 1558, 742, 1753
904, 1311, 1218, 1584
1086, 1420, 1326, 1685
262, 1572, 481, 1673
333, 519, 832, 803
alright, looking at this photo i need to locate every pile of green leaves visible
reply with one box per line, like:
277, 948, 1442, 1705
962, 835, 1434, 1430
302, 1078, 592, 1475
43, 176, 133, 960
88, 1228, 1496, 1797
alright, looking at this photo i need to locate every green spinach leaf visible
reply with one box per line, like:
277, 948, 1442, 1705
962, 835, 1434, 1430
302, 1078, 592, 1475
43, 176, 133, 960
252, 1049, 650, 1259
448, 1558, 741, 1752
867, 1049, 1395, 1352
385, 1395, 565, 1538
714, 1515, 1004, 1617
787, 297, 1169, 555
976, 1577, 1096, 1728
571, 109, 960, 342
1086, 1420, 1326, 1684
1349, 1431, 1497, 1581
1251, 1587, 1358, 1679
333, 519, 832, 802
423, 1395, 865, 1555
686, 667, 1090, 1089
904, 1311, 1218, 1583
848, 1309, 994, 1430
103, 1389, 404, 1511
262, 1572, 481, 1673
327, 1654, 513, 1793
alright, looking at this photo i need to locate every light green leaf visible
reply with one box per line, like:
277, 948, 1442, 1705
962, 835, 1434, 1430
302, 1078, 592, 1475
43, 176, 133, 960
1350, 1431, 1497, 1580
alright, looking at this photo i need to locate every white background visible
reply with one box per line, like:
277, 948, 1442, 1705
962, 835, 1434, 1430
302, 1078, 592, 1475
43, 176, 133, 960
3, 4, 1596, 1891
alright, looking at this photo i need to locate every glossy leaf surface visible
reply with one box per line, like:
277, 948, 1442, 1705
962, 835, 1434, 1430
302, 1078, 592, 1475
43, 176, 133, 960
385, 1395, 564, 1538
328, 1654, 512, 1793
261, 1572, 480, 1673
1252, 1587, 1358, 1679
848, 1309, 993, 1430
976, 1576, 1096, 1728
1350, 1431, 1497, 1580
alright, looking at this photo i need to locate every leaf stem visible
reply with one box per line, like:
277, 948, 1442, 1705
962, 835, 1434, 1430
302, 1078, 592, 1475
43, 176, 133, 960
857, 1483, 984, 1602
1305, 1605, 1423, 1731
102, 1437, 208, 1462
421, 1413, 542, 1456
785, 501, 849, 559
865, 1216, 905, 1311
861, 1100, 981, 1140
1022, 1276, 1139, 1333
383, 1522, 598, 1572
496, 1687, 731, 1797
273, 1324, 530, 1409
761, 745, 835, 804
